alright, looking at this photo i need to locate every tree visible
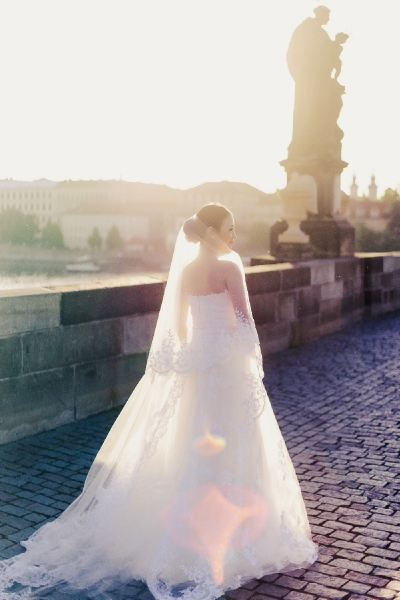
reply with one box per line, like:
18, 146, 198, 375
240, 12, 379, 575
105, 225, 124, 250
41, 220, 65, 249
88, 226, 102, 250
355, 203, 400, 253
381, 188, 400, 202
355, 223, 386, 252
0, 208, 39, 244
24, 214, 40, 244
385, 201, 400, 250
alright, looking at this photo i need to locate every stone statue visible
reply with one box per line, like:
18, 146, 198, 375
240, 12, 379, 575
286, 6, 349, 161
277, 6, 355, 259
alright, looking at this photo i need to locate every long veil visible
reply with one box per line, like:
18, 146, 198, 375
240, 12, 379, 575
0, 217, 317, 600
84, 218, 260, 487
147, 219, 259, 374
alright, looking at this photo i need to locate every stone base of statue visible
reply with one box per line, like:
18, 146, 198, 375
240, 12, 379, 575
280, 157, 348, 216
279, 158, 354, 258
300, 213, 355, 258
275, 241, 314, 262
270, 221, 313, 261
270, 173, 316, 261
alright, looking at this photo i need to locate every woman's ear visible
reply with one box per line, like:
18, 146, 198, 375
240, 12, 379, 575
206, 226, 215, 238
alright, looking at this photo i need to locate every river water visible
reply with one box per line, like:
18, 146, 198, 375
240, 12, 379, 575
0, 252, 251, 290
0, 258, 167, 290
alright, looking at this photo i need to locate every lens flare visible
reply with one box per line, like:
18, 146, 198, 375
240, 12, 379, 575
192, 430, 227, 456
164, 484, 268, 585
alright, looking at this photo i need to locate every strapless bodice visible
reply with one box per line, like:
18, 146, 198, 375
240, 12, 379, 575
186, 289, 237, 331
148, 289, 259, 373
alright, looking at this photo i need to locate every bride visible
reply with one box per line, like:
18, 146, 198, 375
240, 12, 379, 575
0, 203, 317, 600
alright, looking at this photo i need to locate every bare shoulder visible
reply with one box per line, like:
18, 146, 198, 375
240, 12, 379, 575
220, 259, 242, 279
182, 259, 196, 276
182, 259, 198, 284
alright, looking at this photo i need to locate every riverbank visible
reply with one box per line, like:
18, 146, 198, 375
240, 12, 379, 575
0, 243, 172, 288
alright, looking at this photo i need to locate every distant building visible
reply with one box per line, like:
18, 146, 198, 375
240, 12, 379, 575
0, 178, 282, 250
368, 175, 378, 201
345, 175, 390, 232
174, 181, 282, 250
0, 179, 58, 227
0, 179, 178, 249
178, 181, 281, 229
60, 213, 149, 249
349, 174, 359, 199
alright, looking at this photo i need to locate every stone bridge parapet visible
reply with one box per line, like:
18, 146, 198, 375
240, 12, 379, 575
1, 254, 399, 445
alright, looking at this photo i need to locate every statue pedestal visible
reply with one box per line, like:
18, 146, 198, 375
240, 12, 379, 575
270, 173, 315, 261
279, 158, 354, 259
273, 239, 313, 262
300, 213, 355, 258
280, 157, 347, 216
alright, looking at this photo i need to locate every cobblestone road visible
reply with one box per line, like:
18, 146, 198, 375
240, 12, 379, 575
1, 312, 400, 600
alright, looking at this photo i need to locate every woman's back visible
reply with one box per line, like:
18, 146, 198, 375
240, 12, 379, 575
187, 289, 237, 333
181, 253, 229, 297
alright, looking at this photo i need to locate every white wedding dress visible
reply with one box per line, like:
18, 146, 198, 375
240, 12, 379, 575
0, 229, 317, 600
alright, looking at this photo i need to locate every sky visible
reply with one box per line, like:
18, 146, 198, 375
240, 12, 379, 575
0, 0, 398, 197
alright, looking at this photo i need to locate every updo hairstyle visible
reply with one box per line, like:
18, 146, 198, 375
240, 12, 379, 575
183, 203, 232, 243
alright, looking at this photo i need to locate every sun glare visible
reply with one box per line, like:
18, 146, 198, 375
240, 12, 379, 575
0, 0, 398, 194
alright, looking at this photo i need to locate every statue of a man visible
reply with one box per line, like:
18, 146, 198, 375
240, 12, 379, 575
286, 6, 349, 160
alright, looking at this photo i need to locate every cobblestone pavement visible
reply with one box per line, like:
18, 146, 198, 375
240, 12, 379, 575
0, 312, 400, 600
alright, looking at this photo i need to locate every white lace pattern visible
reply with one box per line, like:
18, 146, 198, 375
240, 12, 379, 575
0, 288, 317, 600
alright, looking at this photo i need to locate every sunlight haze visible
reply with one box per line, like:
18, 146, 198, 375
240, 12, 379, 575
0, 0, 398, 196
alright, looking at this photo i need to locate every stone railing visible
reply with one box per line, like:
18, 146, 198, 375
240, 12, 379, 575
1, 253, 399, 445
249, 252, 400, 353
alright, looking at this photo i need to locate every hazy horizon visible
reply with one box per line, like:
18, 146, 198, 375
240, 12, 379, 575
0, 0, 398, 197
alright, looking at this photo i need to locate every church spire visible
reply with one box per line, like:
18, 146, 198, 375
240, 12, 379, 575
368, 174, 378, 201
350, 175, 359, 199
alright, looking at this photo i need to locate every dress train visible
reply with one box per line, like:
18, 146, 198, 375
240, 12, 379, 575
0, 290, 317, 600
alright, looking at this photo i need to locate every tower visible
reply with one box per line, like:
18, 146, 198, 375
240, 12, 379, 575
368, 175, 378, 201
350, 175, 359, 199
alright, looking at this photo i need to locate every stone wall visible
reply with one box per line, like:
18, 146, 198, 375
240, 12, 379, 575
247, 258, 363, 355
0, 275, 165, 445
358, 253, 400, 316
1, 253, 399, 445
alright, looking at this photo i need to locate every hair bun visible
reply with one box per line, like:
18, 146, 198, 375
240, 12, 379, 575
182, 215, 207, 243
